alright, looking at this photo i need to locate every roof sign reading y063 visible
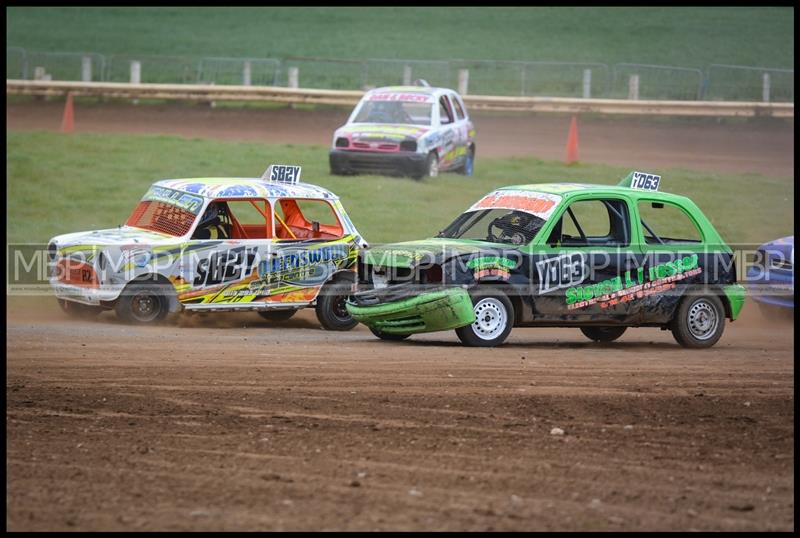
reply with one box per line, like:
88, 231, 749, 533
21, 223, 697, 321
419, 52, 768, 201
263, 164, 302, 184
469, 190, 562, 220
620, 171, 661, 191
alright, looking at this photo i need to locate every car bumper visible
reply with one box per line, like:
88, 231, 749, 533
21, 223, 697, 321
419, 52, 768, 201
346, 286, 476, 335
50, 280, 122, 306
330, 149, 427, 176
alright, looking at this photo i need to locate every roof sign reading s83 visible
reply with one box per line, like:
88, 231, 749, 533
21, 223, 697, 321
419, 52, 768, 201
619, 171, 661, 191
263, 164, 302, 184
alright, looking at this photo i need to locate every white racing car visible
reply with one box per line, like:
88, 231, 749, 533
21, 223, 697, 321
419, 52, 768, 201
48, 165, 367, 328
329, 81, 476, 179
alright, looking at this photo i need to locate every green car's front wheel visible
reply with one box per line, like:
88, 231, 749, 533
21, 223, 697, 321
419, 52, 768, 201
455, 287, 514, 347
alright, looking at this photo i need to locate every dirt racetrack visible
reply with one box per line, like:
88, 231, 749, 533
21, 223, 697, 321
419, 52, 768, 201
6, 299, 794, 531
6, 100, 795, 178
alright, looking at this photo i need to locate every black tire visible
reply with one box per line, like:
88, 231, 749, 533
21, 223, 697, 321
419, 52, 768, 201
57, 298, 104, 319
115, 281, 171, 325
455, 286, 514, 347
580, 326, 627, 342
258, 309, 298, 322
315, 279, 358, 331
670, 294, 725, 348
413, 152, 439, 180
370, 328, 411, 341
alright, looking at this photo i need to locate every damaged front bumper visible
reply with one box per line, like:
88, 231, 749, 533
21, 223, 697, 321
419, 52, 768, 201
346, 285, 476, 335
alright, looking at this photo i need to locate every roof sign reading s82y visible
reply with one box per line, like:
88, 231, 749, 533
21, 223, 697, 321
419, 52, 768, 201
263, 164, 302, 184
619, 171, 661, 191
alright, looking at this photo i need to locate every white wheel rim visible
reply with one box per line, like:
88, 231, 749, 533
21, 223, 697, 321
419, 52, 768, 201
687, 299, 718, 340
471, 298, 507, 341
429, 157, 439, 177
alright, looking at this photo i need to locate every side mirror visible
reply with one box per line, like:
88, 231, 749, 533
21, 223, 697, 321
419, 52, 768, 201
651, 202, 664, 209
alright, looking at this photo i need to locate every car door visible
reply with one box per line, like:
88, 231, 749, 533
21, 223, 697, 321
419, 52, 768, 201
266, 197, 355, 305
449, 91, 471, 167
529, 194, 646, 322
179, 198, 269, 306
435, 94, 458, 170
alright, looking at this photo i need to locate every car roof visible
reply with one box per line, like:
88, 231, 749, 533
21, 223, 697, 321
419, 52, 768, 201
365, 85, 457, 98
496, 182, 694, 204
153, 178, 339, 201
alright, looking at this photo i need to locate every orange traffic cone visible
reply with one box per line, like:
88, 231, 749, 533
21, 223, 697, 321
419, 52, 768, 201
61, 93, 75, 133
565, 115, 578, 164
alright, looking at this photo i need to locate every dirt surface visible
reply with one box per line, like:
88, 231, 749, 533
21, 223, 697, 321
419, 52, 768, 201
6, 101, 795, 178
6, 300, 794, 531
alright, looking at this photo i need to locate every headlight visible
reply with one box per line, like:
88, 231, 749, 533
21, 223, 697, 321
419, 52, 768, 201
400, 140, 417, 152
335, 137, 349, 148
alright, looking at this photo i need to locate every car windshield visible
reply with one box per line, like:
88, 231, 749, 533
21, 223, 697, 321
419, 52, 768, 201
352, 100, 432, 125
126, 186, 204, 237
438, 209, 548, 246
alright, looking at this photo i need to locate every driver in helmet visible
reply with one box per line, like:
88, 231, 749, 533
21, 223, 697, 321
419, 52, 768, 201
491, 211, 541, 245
194, 202, 230, 239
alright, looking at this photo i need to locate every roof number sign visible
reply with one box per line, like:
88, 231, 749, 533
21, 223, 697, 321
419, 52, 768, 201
629, 171, 661, 191
263, 164, 302, 184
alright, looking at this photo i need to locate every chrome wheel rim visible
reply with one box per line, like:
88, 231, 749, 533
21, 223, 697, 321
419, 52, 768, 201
472, 298, 507, 341
687, 299, 718, 340
131, 292, 160, 322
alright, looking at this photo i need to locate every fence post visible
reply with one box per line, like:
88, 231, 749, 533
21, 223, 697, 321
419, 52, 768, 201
402, 65, 412, 86
628, 74, 640, 100
458, 69, 469, 95
288, 66, 299, 88
243, 61, 252, 86
81, 56, 93, 82
762, 73, 771, 103
582, 68, 592, 99
130, 61, 141, 104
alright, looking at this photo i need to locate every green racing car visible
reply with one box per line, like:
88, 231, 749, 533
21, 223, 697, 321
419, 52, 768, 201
346, 172, 746, 348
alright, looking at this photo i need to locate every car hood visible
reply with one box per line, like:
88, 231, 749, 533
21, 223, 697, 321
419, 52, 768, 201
50, 226, 179, 249
363, 238, 518, 269
335, 123, 430, 143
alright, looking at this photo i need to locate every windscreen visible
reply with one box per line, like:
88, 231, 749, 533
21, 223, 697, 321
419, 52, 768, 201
126, 186, 204, 237
353, 96, 432, 125
438, 209, 548, 246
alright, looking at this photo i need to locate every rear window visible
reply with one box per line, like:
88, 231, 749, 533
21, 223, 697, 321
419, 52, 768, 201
127, 200, 197, 237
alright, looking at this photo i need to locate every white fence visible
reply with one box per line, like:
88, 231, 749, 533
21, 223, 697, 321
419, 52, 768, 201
6, 48, 794, 103
7, 80, 794, 118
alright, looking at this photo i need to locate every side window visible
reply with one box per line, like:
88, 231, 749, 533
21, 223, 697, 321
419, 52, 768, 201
275, 199, 344, 240
452, 95, 466, 121
638, 201, 703, 244
225, 199, 270, 239
547, 199, 630, 247
438, 96, 454, 125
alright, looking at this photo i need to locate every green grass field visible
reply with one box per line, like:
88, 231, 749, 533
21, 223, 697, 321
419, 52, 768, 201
6, 132, 792, 247
6, 7, 794, 69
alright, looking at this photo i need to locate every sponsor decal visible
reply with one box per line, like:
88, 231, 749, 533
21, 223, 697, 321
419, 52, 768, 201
369, 92, 432, 103
565, 254, 701, 310
470, 191, 562, 219
536, 253, 588, 294
467, 256, 517, 270
194, 246, 257, 287
144, 186, 204, 214
256, 245, 351, 288
473, 268, 510, 280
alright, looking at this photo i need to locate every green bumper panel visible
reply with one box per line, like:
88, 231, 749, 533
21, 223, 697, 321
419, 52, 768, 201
346, 287, 477, 335
722, 284, 746, 320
